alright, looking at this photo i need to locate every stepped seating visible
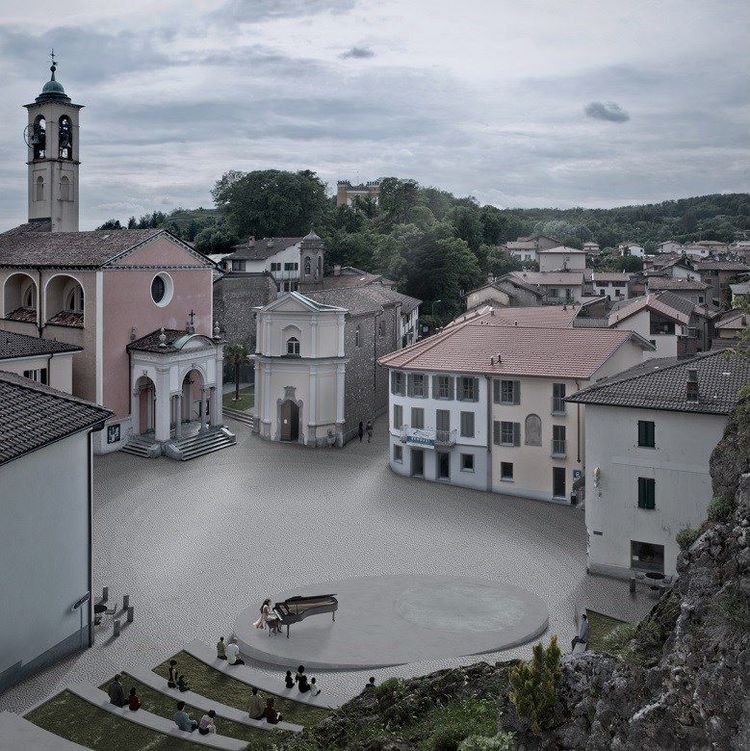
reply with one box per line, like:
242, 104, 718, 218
0, 711, 88, 750
126, 666, 302, 734
68, 684, 247, 750
164, 427, 237, 461
223, 408, 254, 428
185, 640, 345, 710
120, 434, 162, 458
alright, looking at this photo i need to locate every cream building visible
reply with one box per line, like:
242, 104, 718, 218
0, 330, 79, 392
538, 246, 587, 272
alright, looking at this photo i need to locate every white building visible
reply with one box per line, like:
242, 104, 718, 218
537, 246, 587, 273
505, 234, 561, 264
0, 330, 80, 392
618, 243, 645, 258
569, 351, 750, 579
379, 311, 653, 501
510, 271, 586, 303
589, 271, 631, 300
0, 372, 111, 693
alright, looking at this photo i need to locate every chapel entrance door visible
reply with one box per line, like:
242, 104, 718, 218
280, 400, 299, 442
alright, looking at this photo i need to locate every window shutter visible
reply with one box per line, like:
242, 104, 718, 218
407, 375, 413, 397
513, 422, 521, 446
493, 380, 500, 404
447, 376, 455, 400
493, 420, 500, 445
472, 378, 479, 402
513, 381, 521, 405
432, 376, 439, 399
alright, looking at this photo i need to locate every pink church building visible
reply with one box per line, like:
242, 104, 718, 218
0, 64, 231, 458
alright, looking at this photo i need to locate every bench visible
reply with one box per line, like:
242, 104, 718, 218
184, 640, 346, 710
67, 684, 247, 751
0, 711, 88, 751
125, 666, 302, 733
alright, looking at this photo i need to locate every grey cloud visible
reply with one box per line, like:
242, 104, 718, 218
212, 0, 356, 24
340, 47, 375, 59
584, 101, 630, 122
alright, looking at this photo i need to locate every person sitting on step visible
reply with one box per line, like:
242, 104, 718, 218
296, 665, 310, 693
177, 673, 190, 692
198, 710, 218, 735
167, 659, 178, 688
309, 677, 321, 696
263, 697, 283, 724
284, 670, 295, 689
128, 687, 141, 711
174, 701, 198, 732
248, 687, 264, 720
226, 637, 246, 665
107, 674, 126, 707
216, 636, 227, 660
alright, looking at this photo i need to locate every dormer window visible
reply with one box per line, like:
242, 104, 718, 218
286, 337, 300, 356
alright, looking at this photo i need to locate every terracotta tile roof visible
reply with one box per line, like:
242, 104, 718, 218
714, 309, 748, 331
304, 287, 385, 316
4, 306, 37, 323
127, 329, 217, 353
0, 371, 112, 465
590, 271, 631, 283
647, 277, 709, 291
0, 331, 81, 360
302, 267, 397, 291
448, 305, 581, 329
567, 350, 750, 415
537, 245, 587, 255
378, 321, 647, 379
228, 237, 302, 261
510, 271, 584, 286
46, 310, 84, 328
696, 261, 750, 272
608, 294, 691, 327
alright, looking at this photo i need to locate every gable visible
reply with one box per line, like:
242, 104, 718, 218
107, 234, 211, 269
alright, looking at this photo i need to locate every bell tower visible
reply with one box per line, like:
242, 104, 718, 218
300, 230, 325, 284
24, 52, 83, 233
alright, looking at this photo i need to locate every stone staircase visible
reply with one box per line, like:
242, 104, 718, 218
120, 434, 161, 458
223, 407, 254, 429
163, 427, 236, 461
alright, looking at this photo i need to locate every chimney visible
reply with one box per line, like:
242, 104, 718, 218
686, 368, 699, 402
333, 265, 342, 276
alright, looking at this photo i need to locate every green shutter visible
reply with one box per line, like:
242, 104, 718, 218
513, 381, 521, 405
493, 379, 500, 404
493, 420, 500, 445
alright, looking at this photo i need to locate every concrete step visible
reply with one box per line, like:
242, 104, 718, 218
164, 428, 236, 461
223, 408, 254, 427
1, 711, 88, 750
120, 436, 161, 458
68, 684, 247, 750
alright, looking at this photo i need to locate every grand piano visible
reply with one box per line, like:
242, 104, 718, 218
272, 594, 338, 638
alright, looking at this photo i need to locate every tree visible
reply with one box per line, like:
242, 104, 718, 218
378, 177, 420, 224
479, 205, 508, 245
97, 219, 122, 230
212, 169, 331, 238
484, 246, 523, 277
193, 227, 238, 255
509, 635, 562, 736
605, 255, 643, 273
224, 343, 249, 402
450, 205, 484, 251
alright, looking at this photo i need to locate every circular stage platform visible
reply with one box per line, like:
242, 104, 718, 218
234, 575, 549, 670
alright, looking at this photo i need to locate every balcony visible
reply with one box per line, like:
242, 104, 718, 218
435, 428, 457, 447
398, 426, 456, 448
551, 439, 567, 458
551, 396, 566, 415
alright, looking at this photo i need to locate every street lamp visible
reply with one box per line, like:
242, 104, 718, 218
431, 299, 442, 317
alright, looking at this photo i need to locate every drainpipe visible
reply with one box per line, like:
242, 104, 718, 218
486, 375, 493, 491
575, 379, 581, 463
46, 353, 52, 385
37, 267, 44, 338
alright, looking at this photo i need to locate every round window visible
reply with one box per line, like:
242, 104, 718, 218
150, 273, 173, 307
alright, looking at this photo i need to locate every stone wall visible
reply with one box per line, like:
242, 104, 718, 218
213, 273, 277, 352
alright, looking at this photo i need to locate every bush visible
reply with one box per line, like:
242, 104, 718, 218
707, 495, 737, 523
458, 733, 516, 751
373, 677, 402, 700
676, 527, 701, 551
509, 635, 561, 735
430, 727, 466, 751
600, 622, 638, 657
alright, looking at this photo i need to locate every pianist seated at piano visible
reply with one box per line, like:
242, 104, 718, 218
271, 594, 338, 638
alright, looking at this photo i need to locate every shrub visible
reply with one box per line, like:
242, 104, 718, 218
509, 635, 561, 735
374, 677, 402, 700
707, 495, 737, 523
601, 622, 638, 657
430, 727, 466, 751
676, 527, 701, 551
715, 586, 750, 637
458, 733, 516, 751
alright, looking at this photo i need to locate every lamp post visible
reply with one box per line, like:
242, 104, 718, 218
430, 299, 442, 317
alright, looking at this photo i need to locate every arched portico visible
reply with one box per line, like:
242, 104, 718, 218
3, 272, 38, 321
133, 375, 156, 435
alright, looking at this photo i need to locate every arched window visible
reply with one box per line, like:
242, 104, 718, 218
60, 176, 71, 202
304, 256, 312, 275
35, 176, 44, 202
22, 285, 35, 309
524, 414, 542, 446
286, 337, 300, 356
58, 116, 73, 160
32, 115, 46, 159
355, 325, 361, 347
65, 285, 84, 313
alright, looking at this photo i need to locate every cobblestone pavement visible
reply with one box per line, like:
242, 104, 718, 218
0, 418, 653, 713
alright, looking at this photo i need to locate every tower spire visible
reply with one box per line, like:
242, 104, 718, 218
49, 48, 57, 79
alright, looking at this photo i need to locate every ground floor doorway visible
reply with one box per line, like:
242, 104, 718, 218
552, 466, 566, 500
631, 541, 665, 573
411, 448, 424, 477
437, 451, 450, 480
280, 399, 300, 442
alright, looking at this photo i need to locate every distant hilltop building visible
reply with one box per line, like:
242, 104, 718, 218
336, 179, 381, 207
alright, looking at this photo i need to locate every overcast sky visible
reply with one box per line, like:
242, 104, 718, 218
0, 0, 748, 229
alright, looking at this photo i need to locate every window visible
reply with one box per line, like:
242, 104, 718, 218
393, 444, 403, 463
58, 116, 73, 159
391, 371, 406, 395
460, 411, 475, 438
460, 453, 475, 472
457, 376, 479, 402
552, 383, 566, 413
270, 262, 281, 272
524, 414, 542, 446
631, 541, 664, 573
35, 176, 44, 201
231, 259, 246, 271
355, 325, 361, 347
150, 273, 172, 307
66, 284, 84, 312
284, 262, 298, 271
304, 256, 311, 275
22, 285, 35, 309
411, 407, 424, 430
500, 462, 513, 481
393, 404, 403, 429
60, 175, 71, 201
433, 375, 454, 400
552, 425, 566, 456
408, 373, 427, 398
494, 420, 520, 446
286, 337, 300, 356
378, 319, 385, 337
494, 379, 520, 405
638, 420, 655, 448
436, 409, 450, 433
23, 368, 47, 385
32, 115, 46, 159
549, 287, 559, 298
638, 477, 656, 510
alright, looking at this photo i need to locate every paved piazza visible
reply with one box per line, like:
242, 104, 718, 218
0, 418, 651, 713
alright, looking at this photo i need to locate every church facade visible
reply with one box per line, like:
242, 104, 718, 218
0, 64, 230, 458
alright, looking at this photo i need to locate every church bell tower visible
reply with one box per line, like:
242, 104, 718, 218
24, 53, 83, 232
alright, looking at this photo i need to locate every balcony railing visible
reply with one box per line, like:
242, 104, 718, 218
435, 428, 457, 447
551, 397, 566, 414
551, 439, 567, 457
397, 426, 457, 448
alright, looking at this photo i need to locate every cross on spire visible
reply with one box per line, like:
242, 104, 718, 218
49, 49, 57, 78
187, 309, 196, 334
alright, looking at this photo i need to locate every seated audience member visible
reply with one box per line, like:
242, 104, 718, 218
216, 636, 227, 660
174, 701, 198, 732
296, 665, 310, 693
226, 638, 246, 665
167, 659, 178, 688
177, 673, 190, 692
198, 710, 218, 735
366, 676, 376, 689
108, 674, 126, 707
309, 677, 321, 696
248, 687, 264, 720
284, 670, 295, 689
128, 687, 141, 711
263, 698, 283, 724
